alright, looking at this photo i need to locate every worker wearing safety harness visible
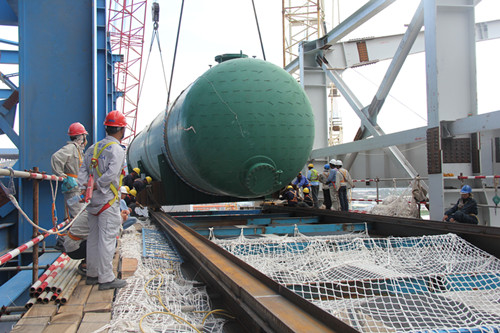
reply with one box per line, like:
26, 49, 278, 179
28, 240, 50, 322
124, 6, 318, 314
306, 163, 320, 208
77, 111, 127, 290
51, 122, 88, 217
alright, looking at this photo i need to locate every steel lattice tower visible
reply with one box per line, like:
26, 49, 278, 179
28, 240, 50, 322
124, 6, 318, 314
107, 0, 148, 145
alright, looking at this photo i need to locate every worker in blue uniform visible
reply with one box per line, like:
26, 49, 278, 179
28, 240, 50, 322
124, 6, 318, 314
292, 172, 310, 199
306, 163, 320, 208
442, 185, 479, 224
120, 186, 138, 229
78, 110, 128, 290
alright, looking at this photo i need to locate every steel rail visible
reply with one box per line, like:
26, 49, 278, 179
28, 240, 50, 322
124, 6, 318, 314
152, 211, 359, 333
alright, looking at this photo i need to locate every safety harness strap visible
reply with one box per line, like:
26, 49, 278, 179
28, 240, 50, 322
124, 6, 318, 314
90, 141, 124, 216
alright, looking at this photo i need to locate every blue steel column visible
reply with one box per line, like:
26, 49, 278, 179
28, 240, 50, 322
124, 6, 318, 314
17, 0, 94, 245
425, 0, 477, 220
94, 0, 107, 142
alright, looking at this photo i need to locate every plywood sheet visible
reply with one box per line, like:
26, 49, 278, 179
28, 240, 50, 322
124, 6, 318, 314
24, 304, 58, 318
11, 317, 49, 333
65, 284, 92, 306
41, 313, 82, 333
77, 312, 111, 333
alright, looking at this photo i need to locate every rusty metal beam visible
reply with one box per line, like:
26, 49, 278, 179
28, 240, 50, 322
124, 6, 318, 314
151, 211, 359, 333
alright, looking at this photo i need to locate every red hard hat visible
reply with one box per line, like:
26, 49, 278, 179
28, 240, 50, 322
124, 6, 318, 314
68, 122, 88, 136
104, 110, 127, 127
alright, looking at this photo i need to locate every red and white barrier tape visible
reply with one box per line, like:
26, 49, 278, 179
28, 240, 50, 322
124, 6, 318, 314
0, 220, 69, 265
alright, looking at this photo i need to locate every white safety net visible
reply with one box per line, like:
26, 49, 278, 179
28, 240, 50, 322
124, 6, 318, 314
213, 232, 500, 333
104, 222, 229, 333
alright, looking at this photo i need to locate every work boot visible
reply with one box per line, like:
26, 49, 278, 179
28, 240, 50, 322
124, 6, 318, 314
76, 262, 87, 277
86, 276, 98, 285
98, 278, 127, 290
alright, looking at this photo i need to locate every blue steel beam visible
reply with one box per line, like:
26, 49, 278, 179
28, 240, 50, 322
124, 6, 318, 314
93, 0, 107, 142
18, 0, 94, 245
0, 38, 18, 46
0, 0, 18, 26
0, 89, 13, 99
0, 50, 18, 64
195, 223, 367, 237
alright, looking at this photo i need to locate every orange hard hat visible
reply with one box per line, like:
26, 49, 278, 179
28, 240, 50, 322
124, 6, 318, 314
104, 110, 127, 127
68, 122, 88, 136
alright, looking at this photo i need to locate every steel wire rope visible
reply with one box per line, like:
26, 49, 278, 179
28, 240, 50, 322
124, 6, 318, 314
138, 7, 170, 104
251, 0, 266, 61
351, 67, 427, 123
166, 0, 185, 109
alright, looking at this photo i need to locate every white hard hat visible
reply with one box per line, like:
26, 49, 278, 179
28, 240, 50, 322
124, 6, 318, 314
120, 186, 128, 194
337, 159, 343, 166
329, 159, 336, 165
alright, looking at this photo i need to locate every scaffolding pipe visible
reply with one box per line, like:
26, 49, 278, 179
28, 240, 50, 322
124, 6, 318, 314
0, 314, 23, 322
0, 168, 64, 182
36, 291, 48, 304
42, 260, 77, 293
55, 267, 77, 294
37, 258, 71, 293
0, 306, 27, 314
0, 221, 69, 265
0, 265, 49, 272
57, 274, 82, 304
25, 297, 36, 309
51, 260, 78, 292
30, 254, 68, 292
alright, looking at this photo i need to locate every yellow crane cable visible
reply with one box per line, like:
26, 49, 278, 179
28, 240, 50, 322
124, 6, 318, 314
200, 309, 236, 324
139, 311, 201, 333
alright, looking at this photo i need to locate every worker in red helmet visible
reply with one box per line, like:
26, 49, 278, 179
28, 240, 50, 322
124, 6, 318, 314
77, 110, 128, 290
51, 122, 88, 218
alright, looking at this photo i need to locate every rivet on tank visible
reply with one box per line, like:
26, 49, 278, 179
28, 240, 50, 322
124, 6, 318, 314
127, 53, 314, 205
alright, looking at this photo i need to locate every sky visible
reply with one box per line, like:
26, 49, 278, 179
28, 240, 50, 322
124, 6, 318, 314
0, 0, 499, 149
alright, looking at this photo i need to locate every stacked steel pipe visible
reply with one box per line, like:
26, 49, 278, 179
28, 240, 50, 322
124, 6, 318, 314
25, 254, 82, 308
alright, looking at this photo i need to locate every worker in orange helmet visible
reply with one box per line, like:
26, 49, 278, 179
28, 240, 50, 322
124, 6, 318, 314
78, 111, 128, 290
51, 122, 88, 218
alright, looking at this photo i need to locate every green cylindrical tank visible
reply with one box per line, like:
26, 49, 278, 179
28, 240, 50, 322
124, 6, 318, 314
128, 56, 314, 199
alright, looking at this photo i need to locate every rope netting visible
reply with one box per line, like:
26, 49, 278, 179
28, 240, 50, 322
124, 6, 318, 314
103, 222, 228, 333
213, 232, 500, 333
369, 185, 420, 218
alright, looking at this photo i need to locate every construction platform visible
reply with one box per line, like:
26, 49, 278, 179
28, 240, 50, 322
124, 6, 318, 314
9, 239, 137, 333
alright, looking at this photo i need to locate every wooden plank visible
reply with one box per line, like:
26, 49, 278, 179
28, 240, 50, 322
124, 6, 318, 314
41, 313, 82, 333
86, 286, 114, 304
65, 284, 92, 307
121, 258, 138, 278
77, 312, 111, 333
23, 304, 58, 318
57, 304, 84, 314
84, 301, 112, 313
84, 286, 114, 312
10, 317, 49, 333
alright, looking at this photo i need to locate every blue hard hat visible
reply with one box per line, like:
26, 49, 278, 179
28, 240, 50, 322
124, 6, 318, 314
324, 164, 330, 170
460, 185, 472, 194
